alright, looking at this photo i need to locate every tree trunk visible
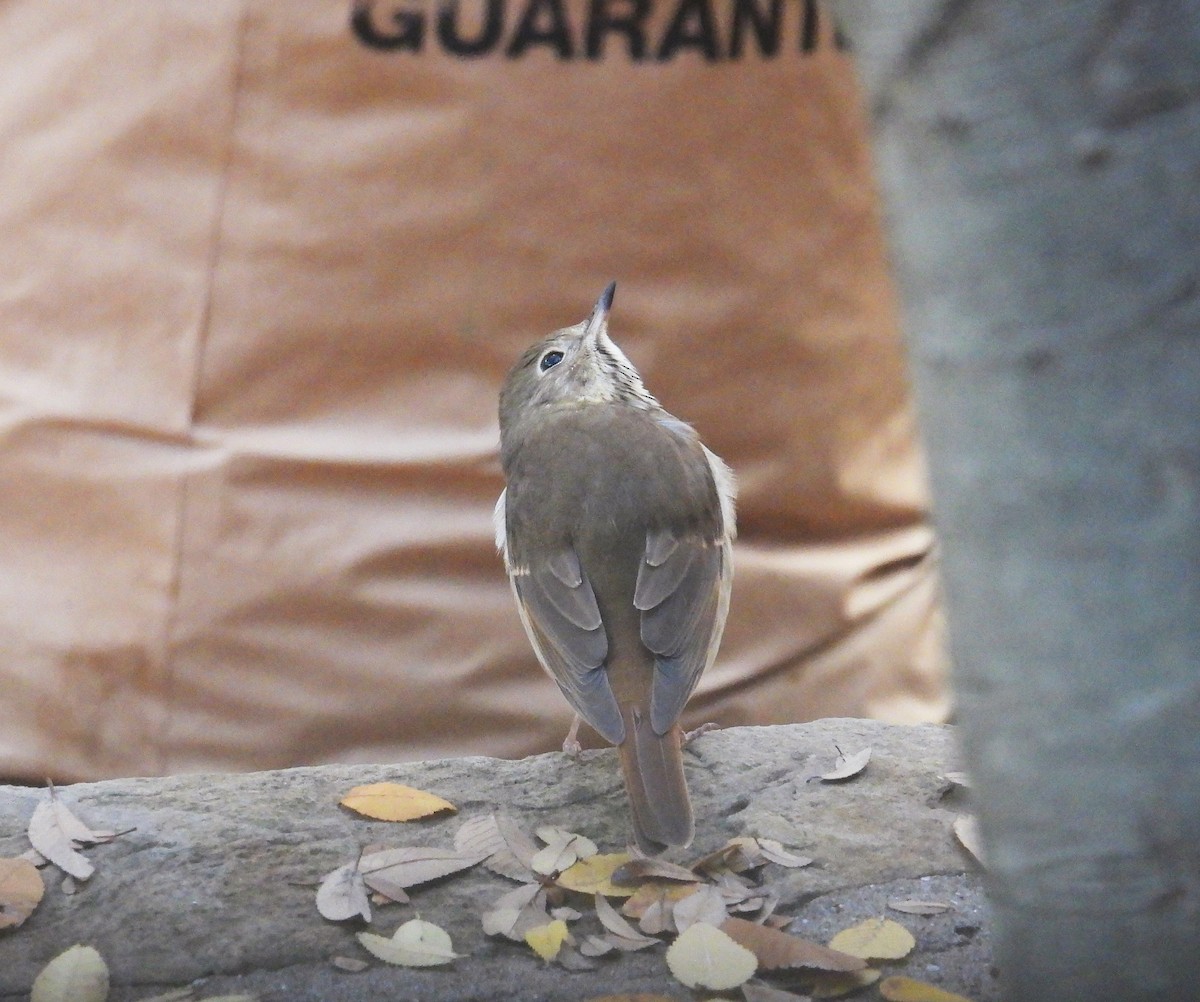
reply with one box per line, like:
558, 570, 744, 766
831, 2, 1200, 998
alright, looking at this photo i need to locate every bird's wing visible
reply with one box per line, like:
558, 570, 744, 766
508, 543, 625, 745
636, 525, 731, 736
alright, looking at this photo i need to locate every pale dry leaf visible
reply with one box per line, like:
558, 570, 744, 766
942, 771, 971, 789
316, 862, 371, 923
554, 853, 636, 896
594, 892, 659, 950
21, 846, 48, 867
0, 856, 45, 929
454, 814, 534, 882
827, 917, 915, 961
953, 815, 985, 867
879, 975, 974, 1002
819, 747, 872, 782
495, 812, 539, 869
551, 905, 583, 921
536, 826, 597, 858
578, 933, 616, 958
636, 895, 677, 936
887, 899, 954, 916
358, 845, 484, 894
807, 969, 881, 998
330, 956, 369, 973
531, 833, 583, 876
665, 922, 757, 991
481, 882, 549, 940
612, 857, 699, 885
673, 884, 728, 932
721, 917, 866, 972
524, 919, 569, 962
356, 918, 460, 967
453, 814, 503, 856
621, 880, 699, 920
31, 944, 109, 1002
27, 799, 95, 881
61, 875, 78, 895
753, 839, 813, 869
340, 783, 456, 822
742, 982, 814, 1002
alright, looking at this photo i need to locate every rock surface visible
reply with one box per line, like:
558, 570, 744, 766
0, 719, 994, 1001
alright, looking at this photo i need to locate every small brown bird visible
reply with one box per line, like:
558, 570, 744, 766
496, 283, 736, 853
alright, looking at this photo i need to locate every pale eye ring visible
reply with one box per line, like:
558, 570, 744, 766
539, 350, 564, 372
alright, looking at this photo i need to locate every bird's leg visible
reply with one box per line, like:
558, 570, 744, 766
562, 714, 583, 758
682, 721, 720, 746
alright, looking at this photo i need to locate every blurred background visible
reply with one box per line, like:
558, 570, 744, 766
0, 0, 946, 783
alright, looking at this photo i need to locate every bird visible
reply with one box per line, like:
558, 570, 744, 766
495, 282, 736, 854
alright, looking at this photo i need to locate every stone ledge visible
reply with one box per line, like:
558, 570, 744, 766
0, 719, 994, 1001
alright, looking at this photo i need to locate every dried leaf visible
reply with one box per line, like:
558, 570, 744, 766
531, 827, 596, 876
330, 956, 370, 973
613, 857, 700, 884
879, 976, 975, 1002
524, 919, 569, 962
551, 904, 583, 921
594, 893, 659, 950
673, 884, 729, 932
454, 813, 536, 880
742, 983, 815, 1002
886, 899, 953, 916
807, 969, 881, 998
27, 796, 96, 881
358, 846, 483, 894
554, 852, 636, 896
690, 836, 780, 875
819, 747, 872, 782
753, 839, 814, 868
340, 783, 456, 821
827, 918, 915, 961
666, 922, 757, 991
621, 880, 700, 920
941, 772, 971, 789
31, 944, 109, 1002
316, 862, 372, 923
953, 815, 985, 866
0, 856, 45, 929
481, 883, 550, 940
356, 918, 460, 967
722, 917, 866, 972
578, 933, 617, 957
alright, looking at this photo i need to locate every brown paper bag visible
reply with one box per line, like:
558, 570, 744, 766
0, 0, 945, 782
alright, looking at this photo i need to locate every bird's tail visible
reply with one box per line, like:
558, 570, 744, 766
617, 706, 693, 855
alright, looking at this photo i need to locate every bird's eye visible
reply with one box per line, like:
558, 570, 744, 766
539, 350, 564, 372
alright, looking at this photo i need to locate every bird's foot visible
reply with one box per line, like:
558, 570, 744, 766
562, 714, 583, 758
682, 721, 720, 746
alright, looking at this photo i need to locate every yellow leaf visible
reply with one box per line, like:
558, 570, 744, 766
555, 852, 636, 896
524, 919, 568, 962
828, 917, 915, 960
665, 922, 757, 991
0, 856, 45, 929
340, 783, 456, 822
31, 945, 110, 1002
879, 975, 975, 1002
807, 968, 882, 998
357, 918, 460, 966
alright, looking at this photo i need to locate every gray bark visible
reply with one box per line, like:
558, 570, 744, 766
831, 2, 1200, 999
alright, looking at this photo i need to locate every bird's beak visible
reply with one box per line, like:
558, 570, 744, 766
584, 281, 616, 346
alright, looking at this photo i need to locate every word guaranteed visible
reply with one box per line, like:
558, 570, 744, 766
351, 0, 844, 61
